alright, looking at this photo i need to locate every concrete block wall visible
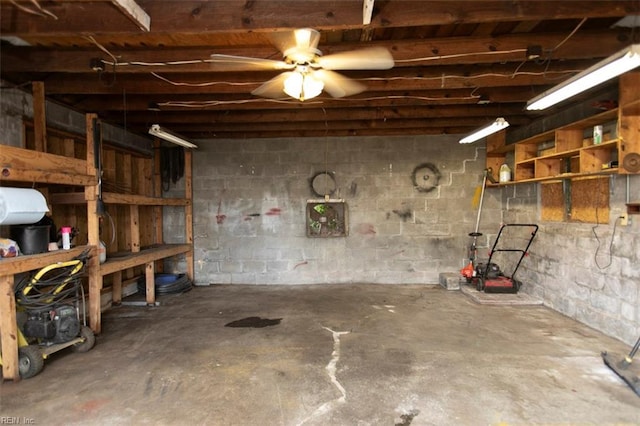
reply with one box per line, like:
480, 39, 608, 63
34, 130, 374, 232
503, 176, 640, 345
191, 135, 502, 286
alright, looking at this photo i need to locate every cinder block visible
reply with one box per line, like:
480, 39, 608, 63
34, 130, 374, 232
439, 272, 461, 290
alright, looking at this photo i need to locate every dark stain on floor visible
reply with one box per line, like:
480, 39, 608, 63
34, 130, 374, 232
395, 409, 420, 426
225, 316, 282, 328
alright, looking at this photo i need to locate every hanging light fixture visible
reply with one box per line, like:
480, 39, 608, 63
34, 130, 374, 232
527, 44, 640, 110
459, 117, 510, 144
283, 67, 324, 101
148, 124, 198, 149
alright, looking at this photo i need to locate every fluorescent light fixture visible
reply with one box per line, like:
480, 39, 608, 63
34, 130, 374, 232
283, 69, 324, 101
527, 44, 640, 110
459, 117, 510, 144
148, 124, 198, 149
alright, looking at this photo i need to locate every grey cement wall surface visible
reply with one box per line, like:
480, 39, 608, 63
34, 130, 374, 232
502, 177, 640, 346
191, 136, 502, 286
3, 83, 638, 346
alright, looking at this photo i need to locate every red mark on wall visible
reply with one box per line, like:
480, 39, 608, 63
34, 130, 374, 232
265, 208, 282, 216
355, 223, 377, 235
216, 196, 226, 224
293, 261, 308, 269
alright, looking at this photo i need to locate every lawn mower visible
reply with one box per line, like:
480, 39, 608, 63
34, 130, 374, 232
0, 250, 95, 379
473, 223, 539, 293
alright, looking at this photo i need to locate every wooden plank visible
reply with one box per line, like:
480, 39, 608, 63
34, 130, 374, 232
85, 113, 103, 334
0, 144, 92, 179
540, 182, 564, 222
49, 192, 87, 205
112, 270, 123, 304
2, 1, 635, 35
184, 150, 194, 282
87, 245, 102, 334
32, 81, 47, 153
153, 140, 163, 246
571, 177, 610, 223
98, 244, 192, 276
0, 169, 96, 186
145, 262, 155, 305
0, 245, 90, 275
0, 275, 19, 381
110, 0, 150, 31
102, 193, 190, 205
130, 205, 140, 252
49, 191, 190, 206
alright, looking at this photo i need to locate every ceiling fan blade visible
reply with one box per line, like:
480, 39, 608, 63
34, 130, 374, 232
269, 28, 321, 55
209, 54, 291, 71
316, 46, 394, 70
314, 70, 366, 98
251, 73, 291, 99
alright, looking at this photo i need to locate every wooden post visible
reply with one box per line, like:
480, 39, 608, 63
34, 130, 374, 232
153, 139, 164, 273
112, 271, 123, 305
32, 81, 47, 152
0, 275, 19, 381
145, 262, 155, 305
184, 150, 194, 282
85, 113, 103, 334
130, 204, 140, 253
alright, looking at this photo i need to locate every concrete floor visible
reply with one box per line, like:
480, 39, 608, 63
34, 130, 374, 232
1, 284, 639, 425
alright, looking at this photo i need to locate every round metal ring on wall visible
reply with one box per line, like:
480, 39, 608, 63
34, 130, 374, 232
310, 172, 337, 198
411, 163, 441, 193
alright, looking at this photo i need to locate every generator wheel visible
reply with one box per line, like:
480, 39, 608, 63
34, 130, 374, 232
72, 326, 95, 353
18, 345, 44, 379
476, 277, 485, 292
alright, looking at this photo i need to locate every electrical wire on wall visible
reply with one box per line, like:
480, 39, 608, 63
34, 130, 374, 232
591, 177, 618, 270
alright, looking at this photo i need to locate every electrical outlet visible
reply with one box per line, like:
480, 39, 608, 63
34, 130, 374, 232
620, 213, 629, 226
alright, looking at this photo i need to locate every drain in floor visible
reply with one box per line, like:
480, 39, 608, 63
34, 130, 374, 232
225, 316, 282, 328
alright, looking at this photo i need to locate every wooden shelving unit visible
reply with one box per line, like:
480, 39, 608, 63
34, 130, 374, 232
0, 140, 98, 381
1, 109, 193, 381
486, 72, 640, 185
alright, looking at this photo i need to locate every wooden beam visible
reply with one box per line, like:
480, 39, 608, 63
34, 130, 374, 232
37, 62, 591, 95
0, 275, 19, 381
32, 81, 47, 152
362, 0, 374, 25
85, 113, 103, 334
184, 150, 194, 283
2, 1, 637, 35
110, 0, 150, 32
0, 30, 626, 72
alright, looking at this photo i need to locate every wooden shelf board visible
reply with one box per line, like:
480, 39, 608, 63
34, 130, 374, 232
0, 245, 95, 277
99, 244, 192, 276
489, 168, 619, 186
581, 139, 619, 151
561, 108, 618, 129
49, 191, 190, 206
517, 168, 619, 183
621, 98, 640, 115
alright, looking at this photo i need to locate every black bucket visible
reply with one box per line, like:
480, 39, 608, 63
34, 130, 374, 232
10, 225, 50, 255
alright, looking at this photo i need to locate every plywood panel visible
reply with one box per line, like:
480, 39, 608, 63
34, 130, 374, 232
541, 182, 564, 222
571, 177, 609, 223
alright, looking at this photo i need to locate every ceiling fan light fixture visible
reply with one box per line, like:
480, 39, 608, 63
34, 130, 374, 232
459, 117, 509, 144
149, 124, 198, 149
527, 44, 640, 110
283, 71, 324, 101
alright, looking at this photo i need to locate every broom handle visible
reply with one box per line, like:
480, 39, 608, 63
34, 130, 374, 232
628, 335, 640, 361
473, 170, 488, 235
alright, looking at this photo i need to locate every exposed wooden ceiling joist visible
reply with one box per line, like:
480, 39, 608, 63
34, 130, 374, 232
1, 0, 637, 141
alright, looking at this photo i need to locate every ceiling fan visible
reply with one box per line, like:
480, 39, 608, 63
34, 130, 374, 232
210, 28, 394, 101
